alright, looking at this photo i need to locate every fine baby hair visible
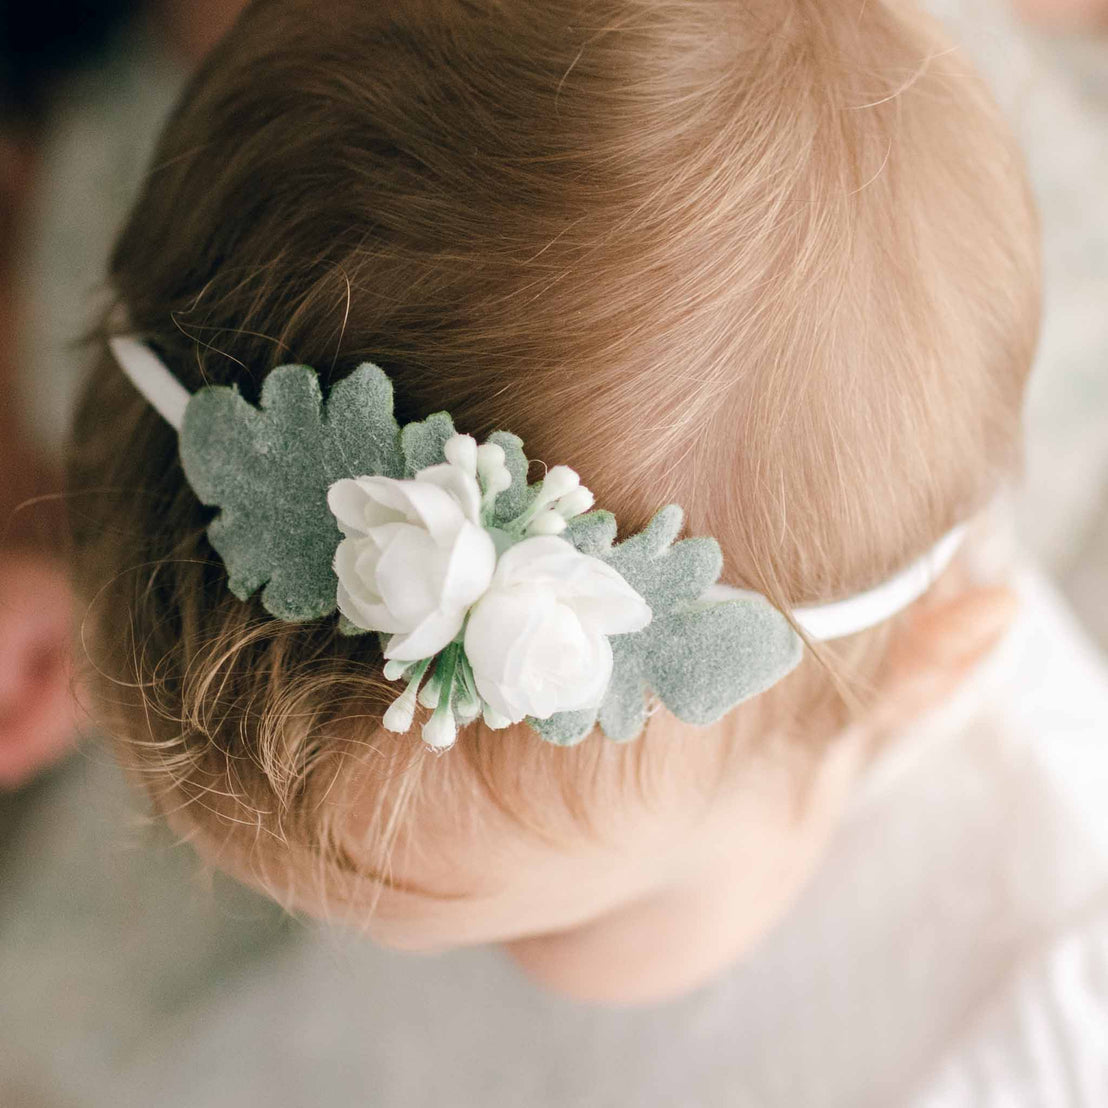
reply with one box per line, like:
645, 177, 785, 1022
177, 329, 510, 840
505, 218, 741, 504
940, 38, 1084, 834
68, 0, 1038, 948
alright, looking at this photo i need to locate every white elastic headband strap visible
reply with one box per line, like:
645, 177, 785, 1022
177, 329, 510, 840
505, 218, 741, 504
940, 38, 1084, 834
794, 527, 965, 640
109, 335, 190, 431
708, 526, 965, 642
110, 335, 966, 643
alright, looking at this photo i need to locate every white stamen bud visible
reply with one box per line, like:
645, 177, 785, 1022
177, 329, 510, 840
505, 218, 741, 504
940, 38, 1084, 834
382, 686, 419, 733
555, 486, 595, 519
476, 443, 512, 513
540, 465, 580, 504
422, 706, 457, 750
382, 659, 411, 682
485, 468, 512, 495
444, 433, 478, 476
418, 680, 441, 709
476, 441, 506, 477
454, 688, 481, 725
527, 509, 568, 536
482, 704, 513, 730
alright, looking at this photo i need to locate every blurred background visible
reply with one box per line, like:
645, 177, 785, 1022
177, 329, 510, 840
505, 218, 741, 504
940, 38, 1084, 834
0, 0, 1106, 1104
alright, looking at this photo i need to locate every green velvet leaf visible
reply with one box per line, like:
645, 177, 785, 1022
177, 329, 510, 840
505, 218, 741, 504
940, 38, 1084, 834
535, 504, 803, 744
322, 363, 406, 480
563, 510, 618, 556
485, 430, 534, 525
643, 600, 802, 724
603, 506, 722, 611
401, 411, 455, 475
595, 637, 650, 742
528, 707, 598, 747
179, 363, 403, 622
337, 615, 370, 638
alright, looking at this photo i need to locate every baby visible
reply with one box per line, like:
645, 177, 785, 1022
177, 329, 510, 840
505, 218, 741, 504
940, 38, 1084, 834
67, 0, 1039, 1007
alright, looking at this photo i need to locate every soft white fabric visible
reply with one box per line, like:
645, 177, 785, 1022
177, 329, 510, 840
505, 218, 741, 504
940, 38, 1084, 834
851, 569, 1108, 1105
908, 904, 1108, 1106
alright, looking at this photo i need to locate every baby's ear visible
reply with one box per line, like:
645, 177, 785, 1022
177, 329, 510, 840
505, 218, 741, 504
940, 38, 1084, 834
0, 556, 79, 790
867, 584, 1018, 737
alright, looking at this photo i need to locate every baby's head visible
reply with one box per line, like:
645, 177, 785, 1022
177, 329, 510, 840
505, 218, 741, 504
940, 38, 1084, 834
68, 0, 1038, 1002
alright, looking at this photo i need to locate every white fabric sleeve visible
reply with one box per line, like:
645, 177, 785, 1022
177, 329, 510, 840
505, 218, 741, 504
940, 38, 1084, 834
906, 901, 1108, 1107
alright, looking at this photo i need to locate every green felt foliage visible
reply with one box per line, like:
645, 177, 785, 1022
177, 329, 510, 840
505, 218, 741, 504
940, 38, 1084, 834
401, 411, 456, 476
337, 615, 369, 638
180, 363, 405, 622
529, 506, 804, 746
485, 431, 534, 525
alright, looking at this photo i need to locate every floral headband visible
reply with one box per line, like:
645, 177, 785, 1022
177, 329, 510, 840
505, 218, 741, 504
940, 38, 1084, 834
109, 336, 965, 751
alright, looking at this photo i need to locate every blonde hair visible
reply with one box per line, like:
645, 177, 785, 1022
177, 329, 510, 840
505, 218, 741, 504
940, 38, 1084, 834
68, 0, 1039, 911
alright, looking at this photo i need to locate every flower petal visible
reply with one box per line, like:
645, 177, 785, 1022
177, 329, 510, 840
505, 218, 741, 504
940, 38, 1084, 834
342, 476, 461, 547
372, 526, 444, 626
512, 603, 586, 719
388, 479, 468, 546
489, 535, 583, 589
490, 537, 651, 635
333, 539, 402, 632
418, 461, 483, 524
439, 520, 497, 611
333, 536, 365, 589
465, 587, 554, 722
363, 520, 415, 554
350, 537, 385, 584
386, 607, 466, 662
336, 576, 408, 634
328, 479, 378, 538
516, 606, 614, 719
351, 476, 420, 521
559, 557, 652, 635
555, 633, 613, 714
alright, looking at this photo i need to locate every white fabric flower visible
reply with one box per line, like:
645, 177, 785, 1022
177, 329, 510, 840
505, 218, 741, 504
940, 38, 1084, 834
463, 536, 652, 723
328, 454, 496, 662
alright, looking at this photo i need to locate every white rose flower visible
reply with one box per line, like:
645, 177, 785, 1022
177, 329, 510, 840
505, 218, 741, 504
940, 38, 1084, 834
463, 536, 652, 723
327, 446, 497, 662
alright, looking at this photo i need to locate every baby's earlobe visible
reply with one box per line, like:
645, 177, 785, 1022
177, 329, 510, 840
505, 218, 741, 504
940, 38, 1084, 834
869, 585, 1019, 737
907, 585, 1019, 672
0, 556, 79, 790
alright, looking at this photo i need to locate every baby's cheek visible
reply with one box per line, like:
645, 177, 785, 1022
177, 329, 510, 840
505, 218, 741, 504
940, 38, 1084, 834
503, 846, 819, 1006
506, 730, 869, 1006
